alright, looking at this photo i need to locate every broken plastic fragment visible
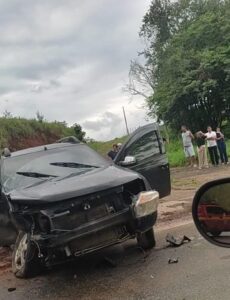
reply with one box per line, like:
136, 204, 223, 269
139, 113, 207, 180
168, 258, 179, 264
166, 234, 191, 247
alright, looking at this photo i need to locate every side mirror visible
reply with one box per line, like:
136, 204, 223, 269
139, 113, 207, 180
192, 178, 230, 248
120, 156, 137, 166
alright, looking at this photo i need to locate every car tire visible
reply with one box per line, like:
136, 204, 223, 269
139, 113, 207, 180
137, 228, 156, 250
12, 231, 41, 278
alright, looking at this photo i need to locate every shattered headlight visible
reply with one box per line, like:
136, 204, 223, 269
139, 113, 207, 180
134, 191, 159, 218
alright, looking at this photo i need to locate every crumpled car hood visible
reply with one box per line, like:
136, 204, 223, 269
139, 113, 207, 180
8, 166, 142, 204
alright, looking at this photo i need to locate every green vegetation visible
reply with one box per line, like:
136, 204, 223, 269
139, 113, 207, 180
128, 0, 230, 132
89, 136, 127, 157
0, 117, 85, 151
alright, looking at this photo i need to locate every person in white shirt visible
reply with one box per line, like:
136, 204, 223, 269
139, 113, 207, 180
181, 125, 196, 167
205, 126, 219, 166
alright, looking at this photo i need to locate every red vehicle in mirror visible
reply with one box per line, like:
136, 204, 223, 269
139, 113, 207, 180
198, 203, 230, 236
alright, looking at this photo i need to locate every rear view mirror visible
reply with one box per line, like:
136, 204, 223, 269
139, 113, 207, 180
192, 178, 230, 248
120, 156, 136, 166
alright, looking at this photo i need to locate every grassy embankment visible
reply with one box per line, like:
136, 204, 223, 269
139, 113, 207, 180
0, 117, 75, 151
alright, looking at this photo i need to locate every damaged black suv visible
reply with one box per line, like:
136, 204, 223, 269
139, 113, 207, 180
0, 124, 170, 278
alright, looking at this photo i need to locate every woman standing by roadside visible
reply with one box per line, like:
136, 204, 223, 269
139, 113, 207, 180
196, 131, 209, 170
216, 127, 228, 164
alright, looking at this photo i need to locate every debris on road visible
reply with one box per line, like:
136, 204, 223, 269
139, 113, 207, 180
166, 234, 191, 247
8, 288, 16, 292
168, 258, 179, 264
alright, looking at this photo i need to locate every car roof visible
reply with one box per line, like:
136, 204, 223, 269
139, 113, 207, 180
6, 143, 83, 158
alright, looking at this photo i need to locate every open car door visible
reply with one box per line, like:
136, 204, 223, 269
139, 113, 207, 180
114, 123, 171, 198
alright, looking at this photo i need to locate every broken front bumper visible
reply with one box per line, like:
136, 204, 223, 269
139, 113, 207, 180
35, 197, 159, 250
19, 190, 159, 251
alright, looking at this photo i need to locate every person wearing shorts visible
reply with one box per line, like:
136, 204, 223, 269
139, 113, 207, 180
181, 125, 196, 167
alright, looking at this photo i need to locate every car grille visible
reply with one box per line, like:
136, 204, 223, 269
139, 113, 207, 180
49, 187, 127, 231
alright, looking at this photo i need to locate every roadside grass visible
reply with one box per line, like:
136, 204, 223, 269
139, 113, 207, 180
165, 140, 185, 167
89, 136, 127, 157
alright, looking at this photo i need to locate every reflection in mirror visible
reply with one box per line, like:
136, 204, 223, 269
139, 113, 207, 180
198, 183, 230, 245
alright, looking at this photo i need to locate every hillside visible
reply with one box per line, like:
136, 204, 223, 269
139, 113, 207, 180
0, 117, 76, 151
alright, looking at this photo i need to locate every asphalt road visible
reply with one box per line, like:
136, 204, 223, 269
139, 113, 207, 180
1, 221, 230, 300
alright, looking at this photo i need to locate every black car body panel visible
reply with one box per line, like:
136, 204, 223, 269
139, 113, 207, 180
8, 166, 145, 204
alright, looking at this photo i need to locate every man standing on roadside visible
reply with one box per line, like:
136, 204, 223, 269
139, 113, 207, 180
205, 126, 219, 166
107, 144, 118, 161
181, 125, 197, 167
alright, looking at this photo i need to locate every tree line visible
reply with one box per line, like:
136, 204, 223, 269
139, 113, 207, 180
127, 0, 230, 134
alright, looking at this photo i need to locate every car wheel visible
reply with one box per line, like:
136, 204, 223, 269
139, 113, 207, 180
137, 228, 156, 250
12, 231, 41, 278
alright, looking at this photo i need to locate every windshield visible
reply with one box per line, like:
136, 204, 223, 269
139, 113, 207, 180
1, 144, 109, 191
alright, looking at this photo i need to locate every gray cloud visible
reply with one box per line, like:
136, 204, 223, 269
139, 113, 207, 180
83, 111, 122, 131
0, 0, 151, 140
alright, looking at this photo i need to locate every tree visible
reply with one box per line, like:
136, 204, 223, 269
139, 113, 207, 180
3, 110, 13, 118
72, 123, 86, 142
124, 60, 154, 99
36, 111, 44, 123
149, 9, 230, 131
128, 0, 230, 131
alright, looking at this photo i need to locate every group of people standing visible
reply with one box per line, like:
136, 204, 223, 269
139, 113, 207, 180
181, 125, 228, 169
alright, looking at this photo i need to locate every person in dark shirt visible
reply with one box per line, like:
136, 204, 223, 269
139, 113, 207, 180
107, 144, 118, 160
216, 127, 228, 164
196, 131, 209, 169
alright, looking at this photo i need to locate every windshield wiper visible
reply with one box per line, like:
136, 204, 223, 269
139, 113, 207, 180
16, 171, 57, 178
50, 162, 99, 169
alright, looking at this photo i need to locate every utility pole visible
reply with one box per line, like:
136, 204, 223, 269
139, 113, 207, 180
122, 106, 130, 136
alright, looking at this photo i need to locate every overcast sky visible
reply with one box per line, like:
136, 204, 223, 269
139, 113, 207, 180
0, 0, 152, 140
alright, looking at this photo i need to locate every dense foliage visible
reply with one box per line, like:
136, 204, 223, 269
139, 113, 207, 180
130, 0, 230, 132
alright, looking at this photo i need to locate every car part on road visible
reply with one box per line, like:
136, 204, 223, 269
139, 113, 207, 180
192, 178, 230, 248
166, 234, 191, 247
137, 228, 156, 249
168, 258, 179, 264
8, 288, 16, 292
